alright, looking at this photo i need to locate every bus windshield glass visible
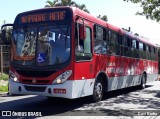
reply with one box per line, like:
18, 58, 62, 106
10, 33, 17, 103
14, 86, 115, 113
12, 24, 70, 66
11, 9, 72, 67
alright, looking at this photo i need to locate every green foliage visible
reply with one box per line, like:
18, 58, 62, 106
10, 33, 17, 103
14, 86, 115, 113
0, 73, 9, 81
97, 15, 108, 22
45, 0, 57, 7
0, 85, 8, 92
45, 1, 110, 20
0, 73, 8, 92
124, 0, 160, 22
77, 3, 90, 13
45, 0, 74, 7
45, 0, 90, 13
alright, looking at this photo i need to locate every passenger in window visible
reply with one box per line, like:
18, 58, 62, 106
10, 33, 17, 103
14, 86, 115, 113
107, 45, 115, 55
58, 33, 70, 54
37, 29, 50, 65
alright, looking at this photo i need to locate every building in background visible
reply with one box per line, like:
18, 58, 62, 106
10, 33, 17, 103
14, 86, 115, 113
0, 45, 10, 74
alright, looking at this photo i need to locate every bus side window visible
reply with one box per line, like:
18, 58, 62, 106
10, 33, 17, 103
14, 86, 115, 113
75, 24, 92, 61
122, 36, 128, 56
131, 39, 136, 58
127, 37, 132, 57
94, 25, 107, 54
139, 42, 143, 59
75, 23, 84, 52
148, 46, 152, 60
143, 43, 146, 59
151, 47, 155, 60
108, 30, 117, 55
158, 49, 160, 64
132, 39, 136, 49
136, 40, 139, 58
154, 48, 158, 61
146, 45, 149, 60
115, 33, 121, 55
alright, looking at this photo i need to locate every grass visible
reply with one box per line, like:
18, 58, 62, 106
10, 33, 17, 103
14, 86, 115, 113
0, 73, 9, 81
0, 73, 9, 93
0, 85, 8, 92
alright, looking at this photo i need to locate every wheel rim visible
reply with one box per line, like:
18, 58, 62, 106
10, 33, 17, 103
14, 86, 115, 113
94, 82, 103, 101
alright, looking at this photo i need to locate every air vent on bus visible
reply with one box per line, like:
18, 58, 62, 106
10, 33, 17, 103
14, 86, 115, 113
24, 86, 46, 92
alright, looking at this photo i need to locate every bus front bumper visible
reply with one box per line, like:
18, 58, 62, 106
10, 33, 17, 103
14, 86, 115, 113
8, 78, 94, 99
8, 79, 73, 99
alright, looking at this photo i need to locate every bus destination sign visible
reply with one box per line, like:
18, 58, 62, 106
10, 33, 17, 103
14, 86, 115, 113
21, 11, 66, 23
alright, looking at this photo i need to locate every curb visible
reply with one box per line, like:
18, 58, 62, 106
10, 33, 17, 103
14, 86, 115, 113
0, 92, 8, 96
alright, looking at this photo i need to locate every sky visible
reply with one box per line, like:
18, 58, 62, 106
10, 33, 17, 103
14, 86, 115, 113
0, 0, 160, 45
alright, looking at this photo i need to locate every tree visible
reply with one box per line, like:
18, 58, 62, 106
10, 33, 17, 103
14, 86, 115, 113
45, 0, 58, 7
77, 4, 90, 13
45, 0, 90, 13
123, 0, 160, 22
45, 0, 75, 7
97, 15, 108, 22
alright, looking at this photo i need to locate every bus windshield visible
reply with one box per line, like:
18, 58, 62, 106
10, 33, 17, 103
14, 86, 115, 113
12, 23, 71, 67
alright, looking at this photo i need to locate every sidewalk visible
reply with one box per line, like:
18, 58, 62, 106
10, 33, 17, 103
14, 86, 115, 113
0, 92, 8, 96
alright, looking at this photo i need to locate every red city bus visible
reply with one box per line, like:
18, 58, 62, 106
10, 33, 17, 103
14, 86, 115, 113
1, 6, 158, 102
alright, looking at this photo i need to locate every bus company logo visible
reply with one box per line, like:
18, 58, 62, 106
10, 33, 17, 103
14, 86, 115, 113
32, 78, 37, 84
2, 111, 11, 116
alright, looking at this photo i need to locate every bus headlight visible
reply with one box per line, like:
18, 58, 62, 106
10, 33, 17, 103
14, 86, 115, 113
9, 71, 19, 82
52, 70, 72, 84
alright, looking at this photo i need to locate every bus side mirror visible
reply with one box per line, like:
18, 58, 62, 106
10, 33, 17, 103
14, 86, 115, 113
1, 24, 13, 45
1, 29, 7, 44
79, 25, 86, 40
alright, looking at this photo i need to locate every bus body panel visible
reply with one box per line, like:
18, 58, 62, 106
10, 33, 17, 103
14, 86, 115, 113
7, 6, 158, 100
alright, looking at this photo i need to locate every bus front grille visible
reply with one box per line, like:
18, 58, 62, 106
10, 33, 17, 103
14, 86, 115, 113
24, 86, 47, 92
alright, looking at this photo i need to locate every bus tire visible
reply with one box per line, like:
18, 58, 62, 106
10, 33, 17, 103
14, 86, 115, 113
92, 77, 104, 102
140, 73, 146, 89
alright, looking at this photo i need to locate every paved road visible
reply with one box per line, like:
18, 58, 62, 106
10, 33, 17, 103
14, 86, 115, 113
0, 81, 160, 119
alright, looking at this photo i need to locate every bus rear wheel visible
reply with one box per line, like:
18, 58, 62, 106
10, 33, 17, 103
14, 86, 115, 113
92, 78, 104, 102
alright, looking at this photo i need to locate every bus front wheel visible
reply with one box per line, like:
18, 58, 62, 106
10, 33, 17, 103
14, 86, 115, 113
92, 78, 104, 102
